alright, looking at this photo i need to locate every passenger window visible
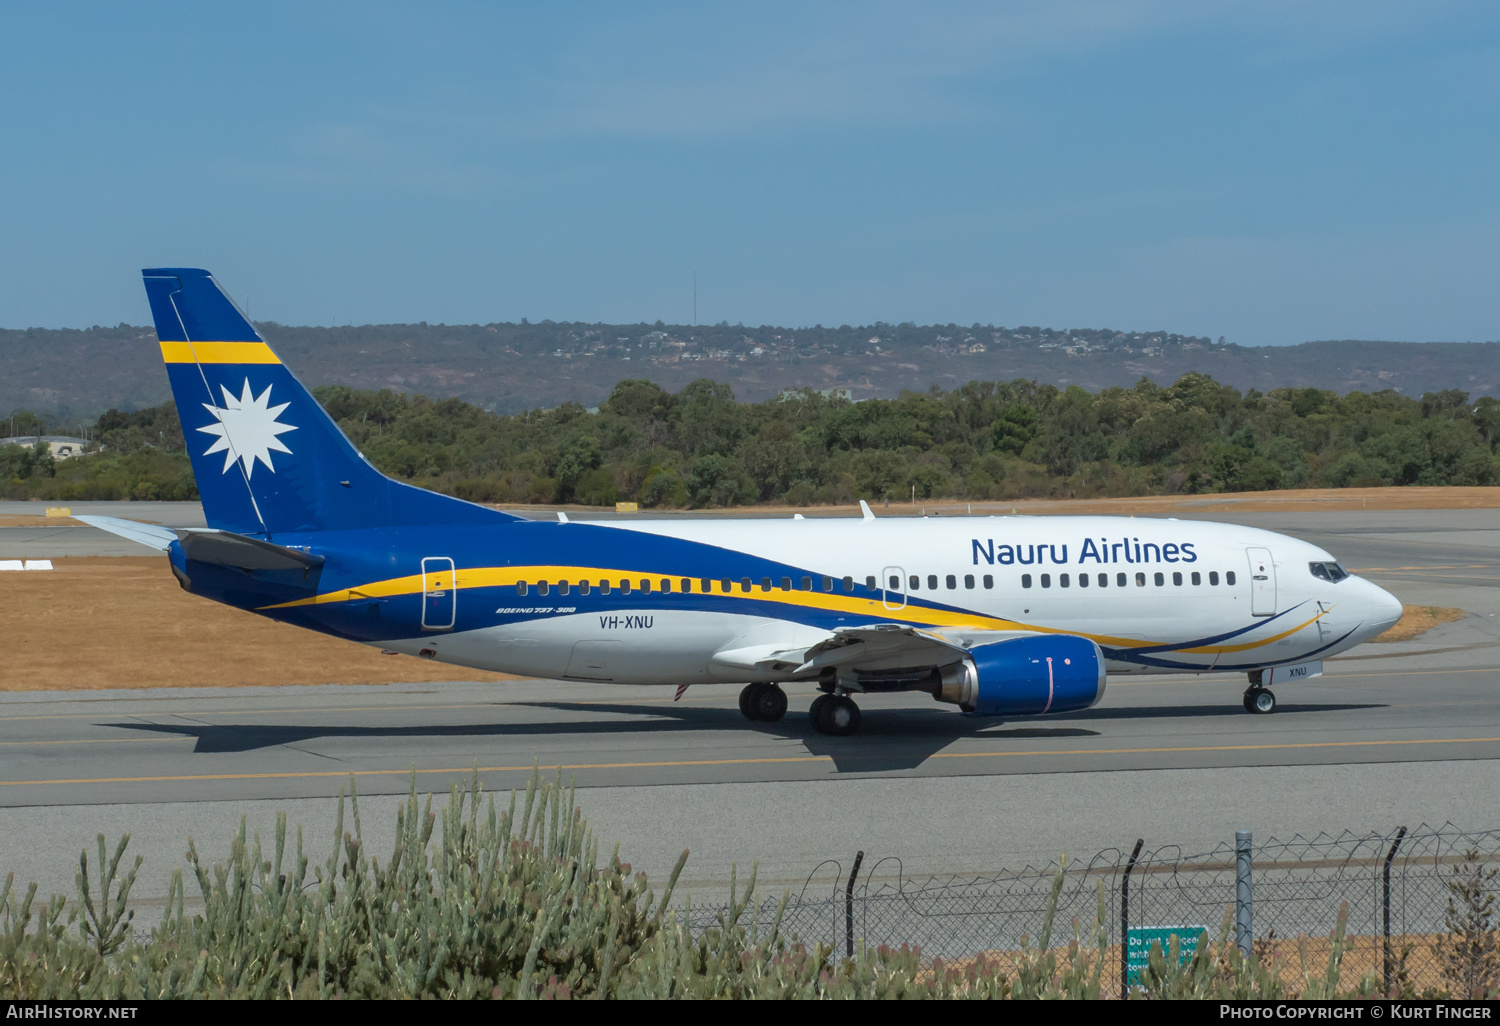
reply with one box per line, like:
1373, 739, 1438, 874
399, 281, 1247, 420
1116, 573, 1127, 587
1078, 572, 1089, 588
1098, 573, 1108, 587
1226, 571, 1237, 585
580, 580, 591, 595
721, 579, 732, 593
538, 581, 549, 596
1208, 571, 1219, 585
559, 581, 571, 595
983, 575, 994, 589
1059, 573, 1070, 587
866, 575, 877, 590
1021, 574, 1032, 588
964, 574, 975, 589
889, 575, 900, 590
823, 576, 834, 591
1191, 572, 1201, 585
802, 576, 814, 591
1041, 574, 1051, 588
740, 578, 752, 593
700, 579, 711, 592
1135, 572, 1145, 587
1172, 572, 1182, 586
909, 575, 920, 590
682, 579, 692, 593
843, 576, 854, 591
621, 580, 632, 594
517, 581, 528, 596
927, 574, 938, 590
641, 580, 653, 593
1153, 572, 1164, 586
781, 577, 792, 591
759, 577, 771, 592
600, 581, 611, 595
945, 574, 956, 589
660, 579, 671, 593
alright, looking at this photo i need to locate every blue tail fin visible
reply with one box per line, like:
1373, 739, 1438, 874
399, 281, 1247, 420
142, 268, 517, 535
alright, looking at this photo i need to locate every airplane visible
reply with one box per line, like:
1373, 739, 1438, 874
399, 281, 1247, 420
80, 268, 1405, 736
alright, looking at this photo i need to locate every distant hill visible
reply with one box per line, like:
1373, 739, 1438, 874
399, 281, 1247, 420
3, 319, 1498, 422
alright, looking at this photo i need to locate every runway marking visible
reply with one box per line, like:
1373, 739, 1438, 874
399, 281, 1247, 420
0, 736, 1495, 788
0, 737, 162, 747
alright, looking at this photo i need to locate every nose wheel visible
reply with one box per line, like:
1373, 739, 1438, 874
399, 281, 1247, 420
1243, 688, 1276, 714
810, 693, 861, 736
738, 683, 788, 722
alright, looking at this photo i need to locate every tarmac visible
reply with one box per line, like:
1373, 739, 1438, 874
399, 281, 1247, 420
0, 500, 1496, 905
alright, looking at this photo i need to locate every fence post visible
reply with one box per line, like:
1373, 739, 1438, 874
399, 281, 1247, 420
1120, 837, 1144, 998
1235, 830, 1253, 957
1382, 826, 1408, 996
845, 850, 864, 961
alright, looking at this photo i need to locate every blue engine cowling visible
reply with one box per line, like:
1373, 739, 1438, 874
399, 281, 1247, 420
940, 634, 1106, 715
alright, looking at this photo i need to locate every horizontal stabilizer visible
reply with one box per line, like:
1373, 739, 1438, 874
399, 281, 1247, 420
175, 530, 324, 571
77, 516, 323, 571
74, 516, 177, 552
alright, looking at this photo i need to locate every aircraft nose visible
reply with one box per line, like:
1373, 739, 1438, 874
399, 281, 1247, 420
1362, 579, 1403, 636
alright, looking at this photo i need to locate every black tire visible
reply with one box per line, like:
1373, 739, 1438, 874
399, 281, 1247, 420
1246, 689, 1276, 714
753, 684, 788, 722
808, 694, 830, 728
814, 695, 861, 736
739, 683, 762, 721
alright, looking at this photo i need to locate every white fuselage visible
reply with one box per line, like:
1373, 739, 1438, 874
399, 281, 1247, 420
381, 515, 1404, 688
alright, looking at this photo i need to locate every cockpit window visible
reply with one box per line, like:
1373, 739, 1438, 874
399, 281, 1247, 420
1308, 561, 1348, 583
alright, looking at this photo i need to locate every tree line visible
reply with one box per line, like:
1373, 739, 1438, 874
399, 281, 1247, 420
4, 373, 1499, 505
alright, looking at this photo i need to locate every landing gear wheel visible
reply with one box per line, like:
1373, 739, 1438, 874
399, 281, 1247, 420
812, 694, 862, 736
739, 683, 787, 722
1243, 688, 1276, 714
808, 693, 831, 725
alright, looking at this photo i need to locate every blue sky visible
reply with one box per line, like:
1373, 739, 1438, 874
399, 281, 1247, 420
1, 2, 1496, 344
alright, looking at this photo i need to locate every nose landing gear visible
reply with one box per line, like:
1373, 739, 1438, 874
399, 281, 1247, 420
1243, 687, 1276, 714
738, 683, 788, 722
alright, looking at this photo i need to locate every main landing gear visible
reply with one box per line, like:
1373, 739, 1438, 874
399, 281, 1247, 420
809, 692, 861, 736
738, 683, 788, 723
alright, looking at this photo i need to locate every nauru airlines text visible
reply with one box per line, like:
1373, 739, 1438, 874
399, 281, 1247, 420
973, 538, 1198, 565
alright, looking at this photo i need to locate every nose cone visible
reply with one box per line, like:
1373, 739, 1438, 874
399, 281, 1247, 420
1355, 578, 1403, 642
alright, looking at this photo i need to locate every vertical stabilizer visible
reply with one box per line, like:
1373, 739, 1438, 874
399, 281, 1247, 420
142, 268, 516, 535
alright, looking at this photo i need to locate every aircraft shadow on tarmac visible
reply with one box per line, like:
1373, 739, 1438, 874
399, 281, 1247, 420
101, 698, 1382, 773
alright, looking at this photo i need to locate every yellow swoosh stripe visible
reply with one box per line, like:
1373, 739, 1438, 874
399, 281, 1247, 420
159, 340, 281, 364
1176, 607, 1330, 655
260, 564, 1321, 654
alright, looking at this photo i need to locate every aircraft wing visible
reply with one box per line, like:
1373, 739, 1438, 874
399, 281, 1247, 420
794, 623, 1044, 674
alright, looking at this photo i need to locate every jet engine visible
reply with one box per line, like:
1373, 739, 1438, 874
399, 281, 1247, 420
934, 634, 1106, 715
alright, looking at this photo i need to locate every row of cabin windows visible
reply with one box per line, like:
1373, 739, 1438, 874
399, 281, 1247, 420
1020, 570, 1237, 589
515, 575, 859, 596
513, 574, 1006, 597
893, 573, 995, 591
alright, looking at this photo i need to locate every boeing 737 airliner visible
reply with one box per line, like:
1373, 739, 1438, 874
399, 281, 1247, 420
82, 269, 1404, 735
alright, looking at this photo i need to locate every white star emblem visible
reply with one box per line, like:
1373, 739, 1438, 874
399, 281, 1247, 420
198, 379, 298, 479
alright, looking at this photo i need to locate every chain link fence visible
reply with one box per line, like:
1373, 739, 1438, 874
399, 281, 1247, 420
689, 824, 1500, 997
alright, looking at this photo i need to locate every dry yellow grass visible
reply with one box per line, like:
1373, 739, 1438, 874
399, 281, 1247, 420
0, 557, 515, 691
1371, 605, 1467, 643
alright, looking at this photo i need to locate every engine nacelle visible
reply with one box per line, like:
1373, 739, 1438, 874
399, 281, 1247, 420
936, 634, 1106, 715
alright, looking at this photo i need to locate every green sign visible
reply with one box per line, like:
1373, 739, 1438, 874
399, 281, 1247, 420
1125, 926, 1209, 985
